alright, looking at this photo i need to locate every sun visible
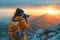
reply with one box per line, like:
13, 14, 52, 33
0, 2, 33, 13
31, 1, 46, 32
43, 7, 56, 15
45, 9, 55, 14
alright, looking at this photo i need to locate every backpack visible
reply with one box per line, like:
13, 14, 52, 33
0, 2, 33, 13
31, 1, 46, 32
8, 21, 24, 39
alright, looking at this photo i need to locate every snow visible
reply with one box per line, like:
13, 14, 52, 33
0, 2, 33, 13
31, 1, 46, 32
28, 24, 60, 40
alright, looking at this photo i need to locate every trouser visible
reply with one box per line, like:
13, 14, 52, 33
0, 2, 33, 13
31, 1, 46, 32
17, 32, 27, 40
9, 32, 27, 40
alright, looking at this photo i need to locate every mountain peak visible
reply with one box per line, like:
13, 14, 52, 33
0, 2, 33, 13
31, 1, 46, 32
40, 13, 56, 19
42, 13, 53, 16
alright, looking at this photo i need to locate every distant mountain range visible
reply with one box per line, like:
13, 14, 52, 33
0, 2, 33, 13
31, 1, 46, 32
0, 17, 12, 24
30, 14, 60, 28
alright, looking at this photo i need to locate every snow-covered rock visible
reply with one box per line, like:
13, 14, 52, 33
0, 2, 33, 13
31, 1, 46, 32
28, 24, 60, 40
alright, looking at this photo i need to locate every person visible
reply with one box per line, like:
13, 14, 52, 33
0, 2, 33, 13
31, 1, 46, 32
8, 8, 30, 40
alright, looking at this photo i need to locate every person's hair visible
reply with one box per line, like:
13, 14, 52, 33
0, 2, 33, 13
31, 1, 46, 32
12, 8, 24, 21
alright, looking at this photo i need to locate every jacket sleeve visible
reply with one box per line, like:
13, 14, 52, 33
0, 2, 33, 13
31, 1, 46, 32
20, 18, 30, 30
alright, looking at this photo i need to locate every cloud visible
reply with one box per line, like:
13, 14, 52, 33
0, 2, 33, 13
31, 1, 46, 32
0, 0, 60, 7
0, 5, 60, 17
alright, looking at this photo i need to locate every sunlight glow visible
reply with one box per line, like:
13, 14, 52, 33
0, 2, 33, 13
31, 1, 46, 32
40, 6, 58, 15
43, 9, 56, 15
0, 5, 60, 17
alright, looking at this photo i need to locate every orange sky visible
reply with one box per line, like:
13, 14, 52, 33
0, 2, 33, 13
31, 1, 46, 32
0, 5, 60, 17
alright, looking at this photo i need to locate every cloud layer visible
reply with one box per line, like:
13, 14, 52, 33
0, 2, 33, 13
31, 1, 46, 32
0, 0, 60, 7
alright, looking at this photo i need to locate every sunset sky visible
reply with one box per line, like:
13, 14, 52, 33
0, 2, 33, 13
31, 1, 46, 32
0, 0, 60, 17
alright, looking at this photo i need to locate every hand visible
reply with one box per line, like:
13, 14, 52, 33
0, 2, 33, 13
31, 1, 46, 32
20, 19, 26, 24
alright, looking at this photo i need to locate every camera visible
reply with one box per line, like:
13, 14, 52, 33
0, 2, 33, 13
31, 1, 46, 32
23, 14, 29, 18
